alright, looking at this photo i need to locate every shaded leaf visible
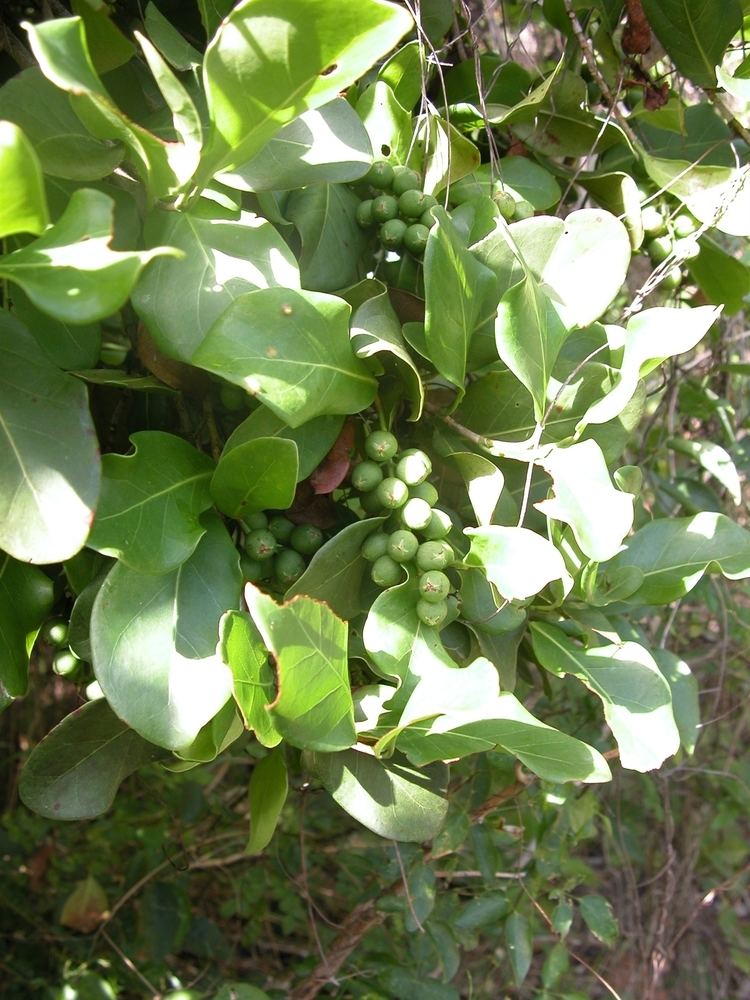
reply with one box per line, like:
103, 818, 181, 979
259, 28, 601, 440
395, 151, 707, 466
224, 408, 343, 483
0, 555, 55, 700
60, 875, 108, 933
286, 183, 368, 292
652, 648, 700, 755
640, 0, 740, 87
211, 438, 298, 519
505, 912, 532, 986
579, 894, 619, 946
219, 610, 282, 748
247, 748, 288, 854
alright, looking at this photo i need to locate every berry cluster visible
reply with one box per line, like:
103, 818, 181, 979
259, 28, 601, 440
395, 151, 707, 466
356, 160, 438, 257
242, 514, 324, 589
39, 617, 81, 678
640, 188, 700, 289
353, 431, 456, 628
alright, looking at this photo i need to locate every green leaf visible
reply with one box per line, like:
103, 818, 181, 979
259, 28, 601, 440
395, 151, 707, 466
132, 208, 299, 364
0, 313, 100, 564
536, 440, 634, 562
285, 183, 368, 292
578, 171, 644, 249
211, 438, 298, 520
578, 894, 618, 946
70, 0, 135, 73
0, 67, 124, 180
25, 17, 185, 198
245, 585, 355, 752
306, 748, 448, 842
499, 156, 561, 210
407, 114, 481, 195
424, 208, 498, 390
464, 526, 568, 601
221, 99, 371, 192
174, 699, 243, 764
287, 517, 385, 619
651, 648, 700, 755
197, 0, 235, 38
0, 555, 54, 700
667, 436, 742, 505
642, 153, 750, 238
580, 306, 720, 428
531, 623, 680, 771
605, 512, 750, 604
91, 515, 241, 751
379, 40, 424, 110
356, 81, 413, 164
448, 452, 504, 526
144, 3, 201, 70
0, 189, 176, 325
224, 409, 343, 483
11, 287, 100, 370
18, 700, 165, 820
505, 913, 533, 986
218, 610, 282, 748
688, 238, 750, 315
199, 0, 413, 179
0, 121, 49, 238
247, 748, 288, 854
542, 942, 570, 989
87, 432, 214, 574
193, 287, 377, 427
640, 0, 741, 87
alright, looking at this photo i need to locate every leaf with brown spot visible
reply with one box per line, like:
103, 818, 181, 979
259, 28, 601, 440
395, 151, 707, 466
60, 875, 108, 934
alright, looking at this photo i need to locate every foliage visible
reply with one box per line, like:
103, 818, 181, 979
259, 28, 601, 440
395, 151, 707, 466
2, 0, 750, 996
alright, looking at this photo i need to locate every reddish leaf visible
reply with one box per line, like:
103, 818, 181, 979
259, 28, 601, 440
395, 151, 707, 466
60, 875, 108, 933
309, 419, 356, 495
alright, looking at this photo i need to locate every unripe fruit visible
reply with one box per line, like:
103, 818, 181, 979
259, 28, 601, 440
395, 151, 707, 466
362, 532, 390, 561
245, 511, 269, 531
409, 482, 439, 506
673, 211, 698, 238
398, 189, 430, 219
41, 617, 69, 647
372, 194, 399, 223
360, 490, 384, 515
380, 218, 408, 250
647, 235, 672, 264
662, 265, 683, 290
290, 524, 324, 556
240, 554, 263, 583
391, 166, 421, 195
371, 554, 403, 588
356, 199, 374, 228
352, 460, 384, 492
401, 497, 432, 530
674, 236, 700, 261
99, 340, 128, 367
420, 206, 439, 229
513, 199, 534, 221
403, 223, 430, 256
495, 189, 516, 220
422, 508, 452, 540
417, 598, 448, 627
419, 570, 451, 603
53, 649, 81, 677
396, 450, 432, 485
365, 160, 395, 190
245, 529, 277, 560
641, 204, 666, 237
387, 529, 419, 563
365, 430, 399, 462
274, 548, 306, 586
416, 539, 454, 571
219, 384, 246, 411
376, 477, 409, 509
268, 515, 295, 543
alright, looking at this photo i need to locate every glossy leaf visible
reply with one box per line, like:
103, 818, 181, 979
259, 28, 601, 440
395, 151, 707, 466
88, 432, 214, 574
286, 183, 368, 292
245, 584, 356, 752
218, 610, 281, 748
173, 699, 243, 764
132, 208, 299, 364
11, 287, 100, 370
306, 748, 448, 842
640, 0, 740, 87
247, 748, 288, 854
536, 440, 634, 562
464, 526, 568, 601
91, 516, 241, 751
193, 287, 377, 427
199, 0, 413, 178
144, 2, 201, 69
224, 409, 343, 483
18, 700, 165, 820
0, 555, 54, 700
604, 512, 750, 605
666, 436, 741, 505
0, 121, 49, 238
356, 80, 413, 164
407, 113, 481, 195
0, 314, 100, 565
652, 648, 700, 755
499, 156, 561, 209
211, 438, 298, 519
0, 189, 176, 325
642, 153, 750, 238
688, 238, 750, 315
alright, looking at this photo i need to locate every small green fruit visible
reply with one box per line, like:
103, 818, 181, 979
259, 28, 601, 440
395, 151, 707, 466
387, 529, 419, 563
416, 540, 454, 571
99, 340, 128, 367
290, 524, 324, 556
219, 384, 246, 411
365, 160, 395, 190
673, 211, 698, 238
356, 199, 374, 228
267, 515, 295, 543
376, 477, 409, 509
401, 497, 432, 530
647, 235, 672, 264
403, 223, 430, 256
419, 206, 439, 229
245, 529, 278, 560
41, 617, 69, 647
380, 218, 408, 250
494, 189, 516, 220
513, 199, 534, 221
365, 430, 399, 462
398, 189, 430, 219
396, 450, 432, 486
409, 482, 439, 506
240, 554, 263, 583
53, 649, 81, 677
416, 598, 448, 627
418, 570, 451, 603
641, 204, 667, 237
662, 265, 683, 290
245, 511, 269, 531
371, 555, 403, 588
274, 548, 306, 586
362, 532, 390, 561
372, 194, 399, 223
422, 509, 452, 540
352, 460, 384, 492
360, 490, 384, 515
391, 166, 421, 195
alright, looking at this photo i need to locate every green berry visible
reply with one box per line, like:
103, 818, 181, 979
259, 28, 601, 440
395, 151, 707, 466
362, 532, 390, 561
673, 211, 698, 238
396, 450, 432, 486
409, 482, 439, 506
245, 511, 268, 531
268, 515, 295, 543
365, 430, 399, 462
674, 236, 700, 260
401, 497, 432, 530
416, 540, 454, 571
398, 189, 430, 219
53, 649, 81, 677
380, 218, 408, 250
99, 340, 128, 367
403, 223, 430, 256
274, 548, 306, 586
219, 384, 246, 411
642, 204, 666, 237
647, 235, 672, 264
41, 617, 69, 647
387, 529, 419, 563
352, 460, 384, 492
360, 490, 384, 515
416, 598, 448, 627
422, 508, 452, 540
356, 199, 374, 228
420, 206, 439, 229
662, 265, 683, 290
494, 189, 516, 220
365, 160, 395, 190
419, 570, 451, 603
392, 166, 422, 195
376, 477, 409, 509
290, 523, 324, 556
372, 194, 399, 223
240, 554, 264, 583
245, 529, 277, 560
371, 554, 403, 588
513, 199, 534, 221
